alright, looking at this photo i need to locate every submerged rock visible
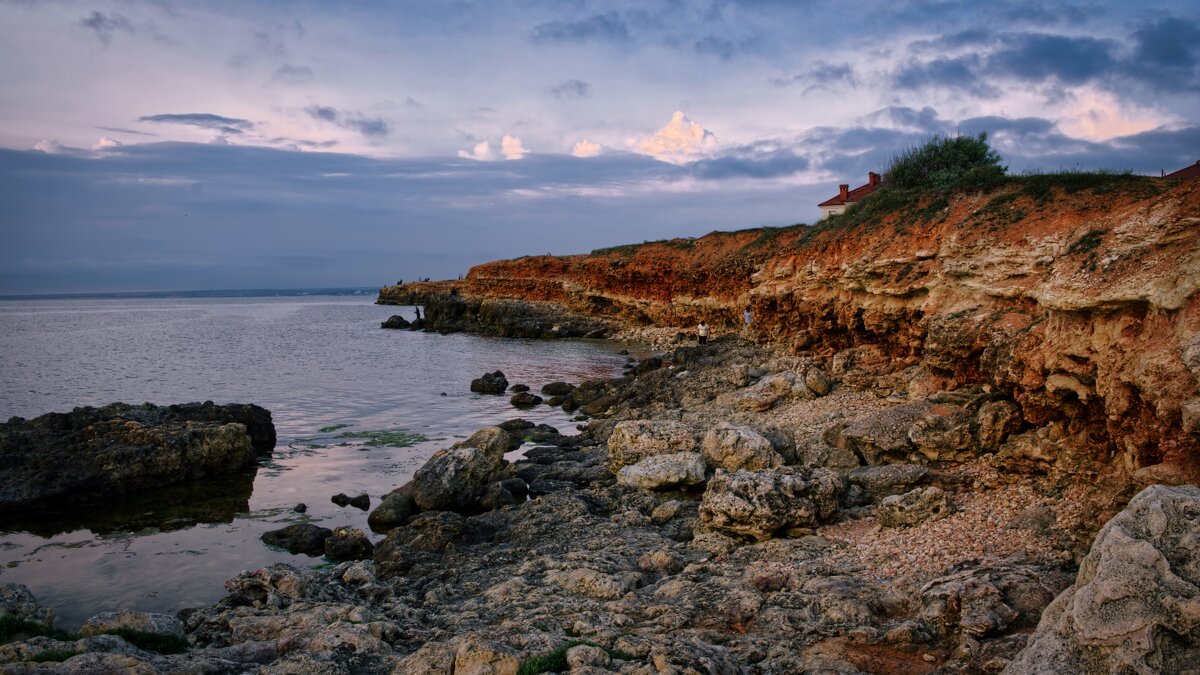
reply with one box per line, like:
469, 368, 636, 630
470, 370, 509, 395
261, 523, 333, 556
0, 401, 275, 514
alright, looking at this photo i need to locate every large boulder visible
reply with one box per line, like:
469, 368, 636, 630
81, 610, 185, 639
367, 484, 418, 533
380, 314, 410, 329
877, 487, 956, 528
409, 447, 504, 512
734, 371, 811, 413
261, 523, 333, 556
607, 420, 697, 473
0, 583, 52, 625
452, 426, 514, 461
1005, 484, 1200, 674
617, 452, 707, 491
699, 467, 841, 540
838, 402, 931, 464
323, 527, 375, 561
701, 424, 784, 472
846, 464, 928, 500
0, 401, 275, 514
469, 371, 508, 395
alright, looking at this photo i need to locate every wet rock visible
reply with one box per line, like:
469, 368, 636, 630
541, 381, 575, 397
479, 478, 528, 510
877, 487, 956, 528
291, 503, 306, 513
0, 583, 52, 625
410, 446, 505, 512
81, 610, 185, 639
700, 467, 841, 540
846, 464, 928, 500
510, 392, 543, 408
324, 527, 375, 561
1006, 484, 1200, 674
701, 424, 784, 472
469, 371, 509, 395
368, 485, 417, 533
0, 401, 275, 514
349, 493, 371, 510
509, 383, 530, 393
381, 314, 410, 329
607, 420, 697, 472
261, 523, 333, 556
617, 452, 707, 491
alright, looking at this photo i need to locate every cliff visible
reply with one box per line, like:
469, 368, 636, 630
381, 175, 1200, 494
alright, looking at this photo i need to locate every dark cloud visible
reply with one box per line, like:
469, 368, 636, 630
771, 61, 858, 92
1125, 16, 1200, 90
550, 79, 590, 100
693, 35, 759, 61
304, 105, 390, 138
78, 11, 132, 45
530, 12, 630, 45
987, 33, 1117, 84
304, 105, 338, 122
1001, 3, 1091, 26
138, 113, 254, 135
910, 28, 993, 52
858, 106, 950, 133
96, 126, 158, 137
893, 55, 1000, 97
688, 142, 809, 179
272, 64, 315, 85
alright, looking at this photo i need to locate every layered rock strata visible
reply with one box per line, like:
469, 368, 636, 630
0, 401, 275, 513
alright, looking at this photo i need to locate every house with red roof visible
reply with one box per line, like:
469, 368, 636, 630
818, 171, 882, 219
1164, 160, 1200, 179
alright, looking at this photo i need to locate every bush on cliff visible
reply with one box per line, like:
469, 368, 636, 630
883, 132, 1007, 191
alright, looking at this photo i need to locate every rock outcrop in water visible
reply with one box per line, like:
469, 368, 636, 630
0, 401, 275, 514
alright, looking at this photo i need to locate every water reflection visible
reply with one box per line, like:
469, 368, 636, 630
2, 469, 257, 538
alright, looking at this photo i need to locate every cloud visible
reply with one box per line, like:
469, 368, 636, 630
1126, 16, 1200, 90
1057, 89, 1170, 141
272, 64, 315, 85
687, 141, 809, 179
572, 140, 601, 158
633, 111, 717, 161
550, 79, 590, 100
858, 106, 950, 133
93, 137, 123, 150
987, 33, 1118, 85
139, 113, 254, 135
530, 12, 630, 45
96, 126, 158, 137
501, 135, 527, 160
304, 105, 390, 138
78, 11, 132, 45
693, 35, 759, 61
893, 55, 1000, 97
772, 61, 859, 92
458, 141, 493, 161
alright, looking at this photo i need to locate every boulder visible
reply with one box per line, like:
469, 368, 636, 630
261, 523, 333, 556
453, 426, 515, 461
804, 368, 832, 396
877, 487, 956, 528
699, 467, 841, 540
919, 564, 1071, 641
1005, 484, 1200, 674
469, 371, 508, 395
734, 372, 810, 412
368, 485, 418, 533
0, 583, 52, 625
972, 400, 1024, 452
510, 383, 530, 392
323, 527, 375, 561
510, 392, 543, 408
223, 564, 306, 609
838, 401, 932, 464
0, 401, 275, 513
541, 382, 575, 397
381, 315, 410, 329
607, 420, 697, 473
616, 452, 707, 491
701, 424, 784, 472
331, 493, 369, 509
409, 447, 504, 512
846, 464, 929, 500
81, 610, 185, 639
908, 404, 973, 461
479, 478, 528, 510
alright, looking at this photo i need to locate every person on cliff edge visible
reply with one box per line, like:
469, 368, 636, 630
697, 321, 709, 345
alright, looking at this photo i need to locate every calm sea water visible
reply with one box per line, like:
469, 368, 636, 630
0, 295, 633, 628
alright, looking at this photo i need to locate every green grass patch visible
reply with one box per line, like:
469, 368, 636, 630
0, 615, 74, 643
102, 627, 189, 654
336, 429, 427, 448
318, 424, 350, 433
1018, 170, 1158, 205
27, 649, 82, 663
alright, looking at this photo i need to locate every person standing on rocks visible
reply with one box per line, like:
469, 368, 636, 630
742, 308, 752, 329
414, 307, 421, 320
697, 321, 709, 345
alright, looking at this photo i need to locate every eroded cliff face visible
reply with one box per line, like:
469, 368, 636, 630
381, 178, 1200, 497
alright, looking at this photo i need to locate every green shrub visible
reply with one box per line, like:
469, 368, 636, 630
517, 639, 634, 674
884, 133, 1006, 191
102, 628, 190, 654
0, 615, 74, 643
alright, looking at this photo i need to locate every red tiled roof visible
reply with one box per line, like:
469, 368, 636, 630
1165, 160, 1200, 179
817, 180, 879, 207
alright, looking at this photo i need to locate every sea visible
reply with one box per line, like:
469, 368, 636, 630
0, 290, 635, 628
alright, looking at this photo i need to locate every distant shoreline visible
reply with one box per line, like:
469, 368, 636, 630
0, 287, 382, 301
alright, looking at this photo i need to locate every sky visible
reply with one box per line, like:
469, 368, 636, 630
1, 0, 1197, 293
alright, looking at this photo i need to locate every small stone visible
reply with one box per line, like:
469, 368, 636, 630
292, 503, 307, 513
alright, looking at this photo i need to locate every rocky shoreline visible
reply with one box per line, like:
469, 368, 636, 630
2, 334, 1196, 673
